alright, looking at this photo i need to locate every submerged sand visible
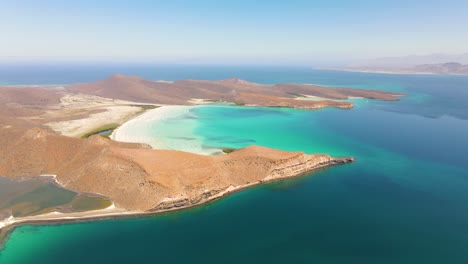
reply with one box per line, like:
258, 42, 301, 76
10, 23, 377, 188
111, 105, 224, 155
0, 74, 407, 241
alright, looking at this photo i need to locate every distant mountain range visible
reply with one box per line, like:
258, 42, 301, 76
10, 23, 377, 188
340, 62, 468, 75
412, 62, 468, 74
325, 53, 468, 75
351, 53, 468, 68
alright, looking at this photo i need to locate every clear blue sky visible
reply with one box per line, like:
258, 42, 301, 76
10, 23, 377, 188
1, 0, 467, 65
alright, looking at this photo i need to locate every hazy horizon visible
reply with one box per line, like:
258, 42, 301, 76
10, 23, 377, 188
2, 52, 468, 68
2, 1, 468, 66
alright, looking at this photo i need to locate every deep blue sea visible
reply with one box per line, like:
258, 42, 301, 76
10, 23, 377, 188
0, 64, 467, 263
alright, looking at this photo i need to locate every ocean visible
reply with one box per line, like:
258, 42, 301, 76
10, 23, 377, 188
0, 64, 467, 263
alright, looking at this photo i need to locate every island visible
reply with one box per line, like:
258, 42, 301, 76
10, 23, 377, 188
0, 75, 404, 245
325, 62, 468, 75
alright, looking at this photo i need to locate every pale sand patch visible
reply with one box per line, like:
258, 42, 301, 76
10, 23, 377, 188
188, 98, 235, 106
44, 94, 157, 137
294, 95, 332, 101
295, 94, 364, 101
46, 105, 141, 137
0, 202, 137, 230
111, 105, 223, 155
188, 98, 214, 105
111, 105, 192, 141
154, 80, 174, 84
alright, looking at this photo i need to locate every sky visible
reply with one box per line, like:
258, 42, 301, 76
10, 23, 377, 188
1, 0, 468, 65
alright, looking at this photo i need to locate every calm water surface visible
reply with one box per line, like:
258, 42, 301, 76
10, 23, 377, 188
0, 65, 467, 263
0, 177, 112, 219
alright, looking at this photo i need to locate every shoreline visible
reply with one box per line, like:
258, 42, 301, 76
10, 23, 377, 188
317, 67, 468, 76
110, 105, 224, 155
0, 77, 380, 250
0, 157, 353, 250
110, 105, 191, 142
79, 105, 160, 139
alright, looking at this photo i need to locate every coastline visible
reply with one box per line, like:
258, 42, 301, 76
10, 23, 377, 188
110, 105, 191, 143
0, 76, 392, 252
317, 67, 468, 76
111, 105, 224, 155
44, 94, 159, 138
0, 156, 353, 250
1, 65, 467, 263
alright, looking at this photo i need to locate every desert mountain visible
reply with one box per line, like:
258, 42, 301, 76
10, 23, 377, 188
0, 126, 352, 211
68, 74, 403, 108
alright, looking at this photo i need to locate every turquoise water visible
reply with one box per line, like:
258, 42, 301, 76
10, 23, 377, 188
1, 66, 468, 263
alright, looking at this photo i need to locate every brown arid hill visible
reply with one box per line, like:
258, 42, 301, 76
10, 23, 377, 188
0, 86, 64, 106
0, 127, 352, 212
0, 75, 402, 217
68, 74, 404, 109
0, 86, 66, 129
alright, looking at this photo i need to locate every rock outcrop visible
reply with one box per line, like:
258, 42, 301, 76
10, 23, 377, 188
0, 78, 377, 214
0, 128, 353, 212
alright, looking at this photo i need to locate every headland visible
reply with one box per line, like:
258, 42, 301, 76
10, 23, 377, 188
0, 75, 403, 244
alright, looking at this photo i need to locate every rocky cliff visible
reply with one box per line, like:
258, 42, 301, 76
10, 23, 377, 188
0, 127, 353, 212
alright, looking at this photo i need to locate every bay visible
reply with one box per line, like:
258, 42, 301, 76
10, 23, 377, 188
1, 65, 467, 263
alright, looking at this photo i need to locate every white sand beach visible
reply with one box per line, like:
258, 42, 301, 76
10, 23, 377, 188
0, 202, 137, 231
111, 105, 222, 155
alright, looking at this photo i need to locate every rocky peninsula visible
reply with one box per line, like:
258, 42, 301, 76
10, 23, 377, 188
0, 75, 402, 240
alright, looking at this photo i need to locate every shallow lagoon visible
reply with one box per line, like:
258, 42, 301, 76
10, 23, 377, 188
0, 177, 112, 219
1, 66, 468, 263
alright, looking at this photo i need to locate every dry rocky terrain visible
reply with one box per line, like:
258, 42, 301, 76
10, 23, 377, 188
0, 75, 401, 213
